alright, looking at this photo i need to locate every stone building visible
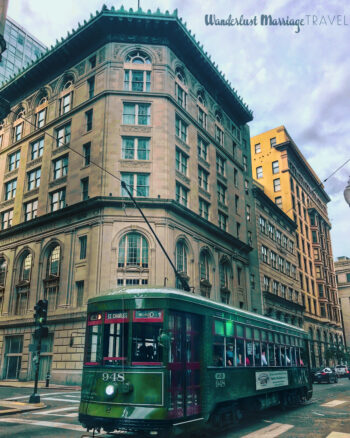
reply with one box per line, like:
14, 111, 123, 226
251, 126, 343, 367
0, 7, 259, 384
252, 182, 304, 327
335, 256, 350, 348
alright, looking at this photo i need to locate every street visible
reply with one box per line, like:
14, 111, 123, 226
0, 381, 350, 437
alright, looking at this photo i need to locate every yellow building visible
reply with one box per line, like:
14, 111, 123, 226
251, 126, 343, 367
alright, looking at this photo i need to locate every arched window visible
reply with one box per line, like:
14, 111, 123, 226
199, 250, 211, 298
215, 111, 222, 125
14, 252, 32, 315
215, 111, 224, 145
124, 50, 151, 92
35, 93, 48, 129
219, 259, 231, 304
175, 67, 187, 109
117, 232, 149, 286
118, 233, 148, 268
197, 90, 207, 128
13, 109, 25, 142
59, 77, 74, 115
44, 245, 61, 311
175, 240, 189, 289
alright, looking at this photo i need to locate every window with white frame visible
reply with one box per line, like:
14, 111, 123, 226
218, 211, 227, 231
124, 50, 151, 92
273, 178, 281, 192
14, 123, 23, 142
278, 256, 284, 272
5, 179, 16, 200
175, 182, 188, 207
199, 250, 210, 282
8, 150, 20, 171
118, 232, 149, 268
176, 240, 188, 274
256, 166, 263, 179
55, 123, 71, 147
35, 108, 46, 129
24, 199, 38, 221
259, 216, 266, 233
270, 251, 277, 268
175, 68, 187, 109
199, 198, 209, 220
27, 168, 41, 191
275, 196, 282, 208
197, 136, 208, 161
1, 209, 13, 229
59, 92, 72, 115
263, 276, 270, 291
272, 160, 279, 174
272, 280, 278, 294
30, 138, 44, 160
121, 173, 150, 197
216, 154, 226, 177
255, 143, 261, 153
50, 188, 66, 212
123, 103, 150, 125
175, 148, 188, 175
215, 125, 224, 146
270, 137, 277, 147
217, 182, 227, 204
53, 156, 68, 180
175, 115, 188, 143
268, 223, 275, 239
122, 137, 150, 160
261, 245, 268, 263
198, 166, 209, 191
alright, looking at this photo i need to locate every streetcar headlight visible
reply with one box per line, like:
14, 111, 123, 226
105, 385, 115, 396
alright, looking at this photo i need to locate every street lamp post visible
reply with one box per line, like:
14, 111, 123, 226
344, 177, 350, 207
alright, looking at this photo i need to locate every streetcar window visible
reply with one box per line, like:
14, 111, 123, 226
261, 330, 267, 341
275, 345, 282, 366
225, 320, 234, 337
268, 332, 273, 342
236, 324, 244, 337
268, 343, 275, 366
236, 338, 244, 366
246, 327, 252, 339
245, 341, 253, 366
261, 342, 268, 366
214, 319, 225, 336
253, 341, 260, 366
254, 329, 260, 340
132, 323, 162, 364
103, 322, 128, 365
85, 324, 102, 365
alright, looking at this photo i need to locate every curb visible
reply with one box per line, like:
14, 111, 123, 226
0, 382, 80, 391
0, 401, 46, 416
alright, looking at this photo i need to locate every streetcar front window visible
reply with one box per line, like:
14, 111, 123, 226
103, 322, 129, 365
132, 323, 163, 364
85, 324, 102, 365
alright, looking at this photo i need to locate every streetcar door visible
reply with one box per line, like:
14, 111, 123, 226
168, 311, 201, 419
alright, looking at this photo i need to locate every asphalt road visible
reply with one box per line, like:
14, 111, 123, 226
0, 380, 349, 437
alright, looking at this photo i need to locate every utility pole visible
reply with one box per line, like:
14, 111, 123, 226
29, 299, 48, 404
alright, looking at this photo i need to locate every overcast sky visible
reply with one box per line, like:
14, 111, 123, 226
7, 0, 350, 258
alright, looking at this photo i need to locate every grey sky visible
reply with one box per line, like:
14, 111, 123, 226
8, 0, 350, 257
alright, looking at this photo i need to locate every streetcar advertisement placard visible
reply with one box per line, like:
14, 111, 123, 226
255, 371, 288, 390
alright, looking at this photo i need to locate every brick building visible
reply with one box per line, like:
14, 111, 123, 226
0, 7, 259, 384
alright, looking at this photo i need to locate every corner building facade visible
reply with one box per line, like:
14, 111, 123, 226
251, 126, 343, 367
0, 8, 259, 384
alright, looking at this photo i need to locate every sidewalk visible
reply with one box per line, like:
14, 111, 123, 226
0, 380, 80, 390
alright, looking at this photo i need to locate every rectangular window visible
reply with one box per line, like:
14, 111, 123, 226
270, 137, 276, 147
35, 108, 46, 128
175, 182, 188, 207
8, 150, 20, 171
270, 251, 276, 267
268, 223, 275, 239
60, 93, 72, 115
24, 199, 38, 221
215, 125, 224, 145
198, 106, 206, 128
246, 204, 251, 221
235, 195, 239, 213
83, 142, 91, 166
275, 196, 282, 208
175, 115, 188, 142
14, 123, 23, 142
123, 103, 150, 125
175, 82, 187, 108
272, 160, 279, 174
0, 134, 3, 148
53, 156, 68, 180
85, 109, 93, 131
256, 166, 263, 179
175, 148, 188, 175
236, 222, 240, 238
279, 256, 284, 272
255, 143, 261, 153
197, 136, 208, 161
263, 276, 270, 291
1, 209, 13, 229
81, 177, 89, 201
261, 246, 268, 263
124, 70, 151, 92
218, 211, 227, 231
122, 137, 150, 160
243, 155, 247, 172
198, 166, 209, 191
312, 231, 318, 243
5, 179, 16, 200
259, 216, 266, 233
199, 198, 209, 220
79, 235, 87, 259
89, 55, 96, 69
55, 123, 71, 147
217, 182, 227, 204
50, 188, 66, 212
121, 173, 150, 197
273, 178, 281, 192
216, 154, 226, 177
234, 169, 239, 187
30, 138, 44, 160
87, 76, 95, 99
27, 168, 41, 191
273, 281, 278, 294
76, 281, 84, 307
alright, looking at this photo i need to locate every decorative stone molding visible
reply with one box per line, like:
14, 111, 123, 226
49, 176, 67, 189
23, 188, 39, 199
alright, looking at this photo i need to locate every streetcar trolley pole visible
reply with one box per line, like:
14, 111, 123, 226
29, 299, 48, 404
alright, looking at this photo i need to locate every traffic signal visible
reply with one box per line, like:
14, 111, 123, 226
34, 326, 49, 339
34, 299, 48, 325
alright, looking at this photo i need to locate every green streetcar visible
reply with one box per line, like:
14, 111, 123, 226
79, 287, 312, 436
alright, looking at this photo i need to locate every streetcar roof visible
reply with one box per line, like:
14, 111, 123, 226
88, 286, 306, 335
